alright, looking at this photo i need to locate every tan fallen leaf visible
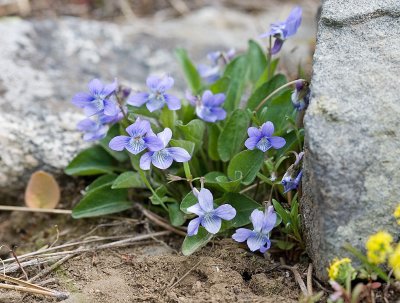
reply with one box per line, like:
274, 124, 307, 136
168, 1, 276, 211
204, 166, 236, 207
25, 171, 60, 209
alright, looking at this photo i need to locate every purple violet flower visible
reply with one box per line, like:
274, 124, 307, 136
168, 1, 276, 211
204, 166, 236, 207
260, 6, 302, 55
281, 151, 303, 193
245, 121, 286, 152
291, 80, 310, 111
139, 128, 191, 170
197, 49, 235, 83
76, 118, 109, 142
99, 108, 124, 125
72, 79, 119, 117
282, 170, 303, 193
127, 75, 181, 112
108, 118, 163, 155
187, 90, 227, 122
232, 206, 277, 253
187, 188, 236, 236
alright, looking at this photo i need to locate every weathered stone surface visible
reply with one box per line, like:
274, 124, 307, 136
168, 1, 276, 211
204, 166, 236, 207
0, 7, 317, 200
302, 0, 400, 280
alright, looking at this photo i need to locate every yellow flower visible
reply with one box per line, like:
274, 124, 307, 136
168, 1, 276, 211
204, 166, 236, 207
394, 205, 400, 225
389, 244, 400, 280
328, 258, 352, 282
366, 231, 393, 264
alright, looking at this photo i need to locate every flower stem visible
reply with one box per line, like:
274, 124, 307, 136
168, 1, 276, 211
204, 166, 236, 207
266, 36, 272, 81
114, 92, 129, 122
183, 162, 192, 182
138, 168, 168, 212
255, 79, 306, 112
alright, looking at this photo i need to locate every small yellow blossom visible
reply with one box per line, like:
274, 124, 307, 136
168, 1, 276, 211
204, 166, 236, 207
328, 258, 352, 282
366, 231, 393, 264
394, 205, 400, 225
389, 244, 400, 280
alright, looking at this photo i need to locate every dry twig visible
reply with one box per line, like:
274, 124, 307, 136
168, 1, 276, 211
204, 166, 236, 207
0, 273, 68, 300
0, 205, 71, 214
281, 265, 308, 296
28, 254, 77, 283
135, 204, 187, 237
307, 263, 313, 296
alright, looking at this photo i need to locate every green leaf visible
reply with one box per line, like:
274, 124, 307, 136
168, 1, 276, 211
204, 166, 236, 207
177, 119, 205, 151
257, 91, 293, 134
175, 48, 202, 93
272, 199, 290, 225
111, 171, 146, 189
215, 171, 242, 192
168, 202, 186, 227
170, 139, 195, 156
129, 154, 141, 171
209, 76, 230, 94
203, 171, 225, 191
86, 174, 118, 192
182, 227, 213, 256
180, 191, 197, 214
255, 58, 280, 89
247, 40, 267, 83
344, 244, 389, 282
160, 106, 177, 131
127, 105, 159, 119
99, 124, 129, 162
223, 55, 248, 111
150, 185, 175, 205
207, 124, 220, 161
204, 171, 225, 184
65, 146, 120, 176
72, 187, 131, 218
276, 240, 296, 250
217, 109, 250, 161
247, 74, 287, 110
227, 149, 264, 185
221, 193, 261, 229
275, 130, 303, 159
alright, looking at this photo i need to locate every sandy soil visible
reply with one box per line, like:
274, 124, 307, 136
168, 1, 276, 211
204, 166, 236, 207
0, 212, 303, 303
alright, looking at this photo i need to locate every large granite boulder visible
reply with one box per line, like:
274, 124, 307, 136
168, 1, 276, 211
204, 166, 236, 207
0, 6, 316, 201
302, 0, 400, 280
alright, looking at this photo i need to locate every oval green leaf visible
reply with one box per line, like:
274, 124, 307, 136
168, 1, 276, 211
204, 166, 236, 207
65, 146, 119, 176
217, 109, 250, 162
227, 149, 264, 185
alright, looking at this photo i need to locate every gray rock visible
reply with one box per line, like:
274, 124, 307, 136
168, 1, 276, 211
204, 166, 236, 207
0, 7, 317, 200
302, 1, 400, 280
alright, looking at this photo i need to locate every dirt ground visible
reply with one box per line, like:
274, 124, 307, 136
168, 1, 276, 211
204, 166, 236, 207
0, 211, 306, 303
1, 208, 400, 302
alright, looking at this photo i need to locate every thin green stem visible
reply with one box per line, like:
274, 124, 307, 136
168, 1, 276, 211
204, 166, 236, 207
183, 162, 192, 180
255, 79, 306, 112
267, 36, 272, 81
138, 169, 168, 212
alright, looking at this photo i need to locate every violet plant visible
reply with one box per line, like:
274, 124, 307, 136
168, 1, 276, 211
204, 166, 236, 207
65, 7, 308, 255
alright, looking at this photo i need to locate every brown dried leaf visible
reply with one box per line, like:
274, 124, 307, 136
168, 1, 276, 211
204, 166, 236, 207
25, 170, 60, 209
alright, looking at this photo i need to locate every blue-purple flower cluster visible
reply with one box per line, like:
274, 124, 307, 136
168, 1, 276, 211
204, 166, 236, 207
109, 118, 191, 170
72, 79, 123, 141
69, 5, 306, 256
187, 187, 277, 253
